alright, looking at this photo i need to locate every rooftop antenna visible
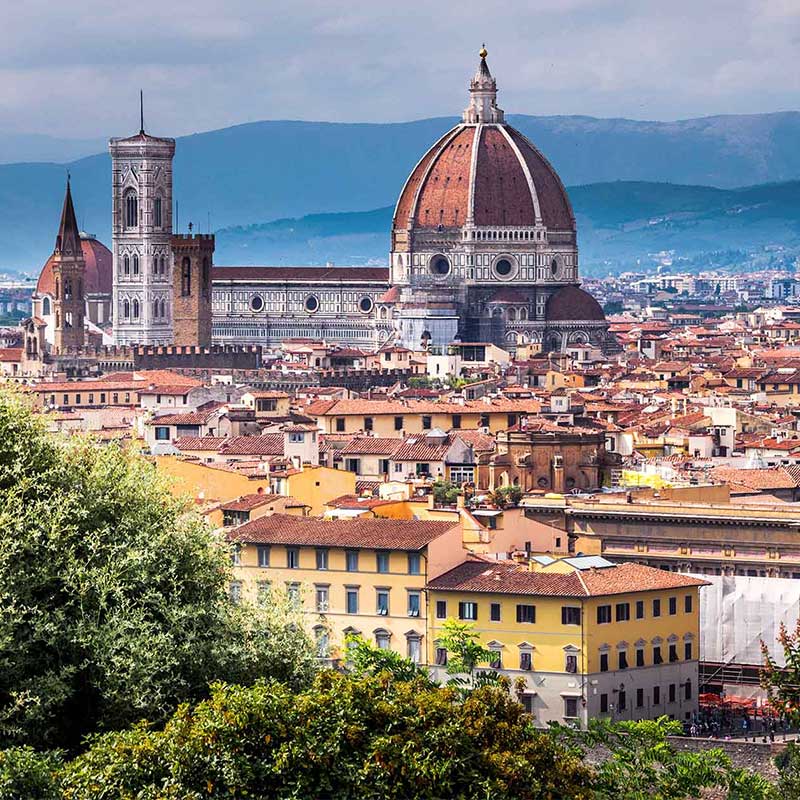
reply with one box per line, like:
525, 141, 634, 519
139, 90, 144, 135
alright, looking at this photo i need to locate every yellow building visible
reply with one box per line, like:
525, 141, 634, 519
227, 513, 463, 661
426, 555, 707, 728
306, 398, 541, 437
155, 457, 354, 515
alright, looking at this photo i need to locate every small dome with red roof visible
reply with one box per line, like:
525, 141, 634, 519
545, 285, 605, 322
36, 233, 112, 298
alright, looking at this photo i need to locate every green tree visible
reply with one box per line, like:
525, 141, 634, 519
761, 619, 800, 725
436, 618, 502, 692
431, 478, 461, 507
59, 675, 594, 800
490, 484, 523, 508
553, 717, 776, 800
0, 390, 316, 751
774, 742, 800, 799
344, 634, 428, 682
0, 747, 62, 800
407, 375, 432, 389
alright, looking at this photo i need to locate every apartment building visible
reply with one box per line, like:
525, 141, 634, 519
307, 398, 541, 437
427, 555, 706, 728
227, 514, 463, 660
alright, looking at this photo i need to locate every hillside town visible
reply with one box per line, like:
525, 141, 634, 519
3, 37, 800, 797
8, 266, 800, 730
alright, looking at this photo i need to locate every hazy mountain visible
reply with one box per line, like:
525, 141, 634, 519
215, 181, 800, 274
0, 133, 107, 165
2, 111, 800, 272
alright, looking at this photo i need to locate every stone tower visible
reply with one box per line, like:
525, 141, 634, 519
109, 102, 175, 345
51, 178, 86, 353
171, 233, 214, 347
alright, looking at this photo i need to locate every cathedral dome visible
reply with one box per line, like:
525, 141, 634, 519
393, 50, 574, 236
36, 234, 112, 297
545, 285, 605, 322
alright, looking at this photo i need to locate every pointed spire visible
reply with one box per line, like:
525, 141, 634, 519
139, 89, 145, 135
463, 45, 504, 124
54, 176, 82, 257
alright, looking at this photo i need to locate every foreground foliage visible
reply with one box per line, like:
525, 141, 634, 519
553, 717, 776, 800
21, 675, 594, 800
0, 390, 317, 752
0, 674, 780, 800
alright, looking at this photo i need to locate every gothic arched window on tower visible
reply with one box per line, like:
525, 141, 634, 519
160, 299, 166, 318
160, 256, 166, 275
132, 299, 140, 319
123, 254, 130, 276
181, 257, 191, 296
152, 299, 159, 318
123, 299, 130, 319
154, 195, 163, 229
133, 255, 139, 276
64, 278, 72, 301
202, 257, 209, 298
124, 191, 138, 228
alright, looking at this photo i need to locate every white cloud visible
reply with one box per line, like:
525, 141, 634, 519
0, 0, 798, 137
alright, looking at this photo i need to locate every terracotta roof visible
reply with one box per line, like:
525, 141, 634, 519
427, 559, 708, 597
450, 429, 496, 452
227, 513, 457, 551
220, 493, 284, 511
339, 436, 403, 455
325, 494, 401, 509
173, 436, 227, 451
391, 433, 461, 462
0, 348, 23, 362
710, 466, 800, 491
394, 122, 574, 232
545, 285, 606, 322
211, 266, 389, 284
147, 402, 224, 426
36, 235, 112, 297
219, 434, 284, 456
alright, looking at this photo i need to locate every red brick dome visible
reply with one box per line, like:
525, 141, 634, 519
393, 123, 575, 233
36, 234, 112, 297
545, 285, 606, 322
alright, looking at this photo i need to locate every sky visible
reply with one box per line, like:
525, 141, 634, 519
2, 0, 799, 139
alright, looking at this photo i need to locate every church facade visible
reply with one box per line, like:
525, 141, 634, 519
30, 49, 614, 359
204, 49, 616, 355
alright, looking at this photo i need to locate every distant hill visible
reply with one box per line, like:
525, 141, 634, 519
214, 181, 800, 274
2, 111, 800, 272
0, 133, 107, 165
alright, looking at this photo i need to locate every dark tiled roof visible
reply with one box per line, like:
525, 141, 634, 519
427, 559, 708, 597
228, 513, 457, 551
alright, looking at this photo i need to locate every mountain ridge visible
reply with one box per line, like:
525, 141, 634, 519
214, 180, 800, 274
2, 111, 800, 272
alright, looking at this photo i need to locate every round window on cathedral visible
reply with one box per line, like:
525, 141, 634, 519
495, 258, 514, 277
304, 295, 320, 313
551, 257, 560, 277
249, 295, 264, 312
429, 255, 451, 276
358, 296, 374, 314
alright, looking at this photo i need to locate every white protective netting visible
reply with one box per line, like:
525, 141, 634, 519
697, 574, 800, 668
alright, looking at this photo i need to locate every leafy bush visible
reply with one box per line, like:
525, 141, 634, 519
59, 676, 594, 800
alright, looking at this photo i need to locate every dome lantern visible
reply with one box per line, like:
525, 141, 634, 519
463, 45, 504, 124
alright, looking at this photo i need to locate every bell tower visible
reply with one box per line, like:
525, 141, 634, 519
171, 233, 214, 347
51, 178, 86, 353
109, 94, 175, 345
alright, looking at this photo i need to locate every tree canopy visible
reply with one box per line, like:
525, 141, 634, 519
0, 390, 316, 752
